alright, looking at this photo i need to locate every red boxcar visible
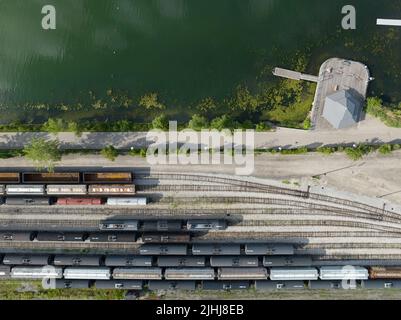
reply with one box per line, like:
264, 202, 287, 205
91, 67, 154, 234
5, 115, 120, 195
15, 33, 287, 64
56, 198, 103, 205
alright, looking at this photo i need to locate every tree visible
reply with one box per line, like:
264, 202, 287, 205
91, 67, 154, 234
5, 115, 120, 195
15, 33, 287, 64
101, 145, 118, 161
139, 93, 165, 110
210, 115, 236, 131
67, 121, 83, 137
152, 114, 169, 130
23, 138, 61, 172
42, 118, 67, 134
188, 114, 209, 131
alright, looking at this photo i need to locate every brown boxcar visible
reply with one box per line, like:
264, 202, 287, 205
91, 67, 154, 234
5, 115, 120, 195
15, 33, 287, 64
83, 172, 132, 183
88, 185, 135, 195
0, 173, 20, 183
369, 267, 401, 279
142, 234, 191, 243
56, 198, 103, 205
23, 172, 80, 183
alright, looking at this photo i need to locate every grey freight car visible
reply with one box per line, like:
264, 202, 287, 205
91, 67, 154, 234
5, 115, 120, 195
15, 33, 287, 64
142, 220, 183, 232
164, 268, 215, 280
55, 280, 90, 289
245, 244, 294, 255
309, 281, 345, 290
192, 244, 240, 255
157, 256, 205, 267
139, 244, 187, 255
217, 268, 268, 280
263, 256, 312, 267
210, 256, 258, 267
202, 281, 249, 291
362, 280, 401, 289
88, 232, 136, 243
255, 281, 306, 290
148, 281, 196, 291
3, 254, 50, 266
187, 220, 227, 231
0, 265, 11, 278
105, 256, 152, 267
53, 255, 102, 266
99, 220, 139, 231
5, 197, 51, 206
95, 280, 144, 290
36, 232, 85, 242
0, 232, 33, 241
113, 268, 163, 280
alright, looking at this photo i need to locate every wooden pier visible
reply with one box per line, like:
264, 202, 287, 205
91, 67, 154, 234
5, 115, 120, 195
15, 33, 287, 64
273, 67, 318, 83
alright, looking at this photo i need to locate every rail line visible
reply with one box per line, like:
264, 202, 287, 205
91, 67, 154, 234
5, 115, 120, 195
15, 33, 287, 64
138, 173, 393, 216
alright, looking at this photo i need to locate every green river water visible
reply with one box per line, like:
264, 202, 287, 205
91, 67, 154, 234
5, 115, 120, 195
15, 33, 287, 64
0, 0, 400, 122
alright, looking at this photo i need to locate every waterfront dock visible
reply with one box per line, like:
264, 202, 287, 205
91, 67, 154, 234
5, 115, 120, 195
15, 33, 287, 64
273, 58, 371, 130
273, 67, 318, 83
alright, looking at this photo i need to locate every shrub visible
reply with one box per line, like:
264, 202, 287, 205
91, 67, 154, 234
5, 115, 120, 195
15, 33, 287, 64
151, 114, 169, 131
345, 144, 372, 161
23, 138, 61, 172
378, 144, 393, 155
187, 114, 209, 131
101, 145, 118, 161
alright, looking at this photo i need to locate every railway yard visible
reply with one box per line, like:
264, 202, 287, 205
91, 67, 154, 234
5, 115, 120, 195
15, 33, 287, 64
2, 169, 401, 294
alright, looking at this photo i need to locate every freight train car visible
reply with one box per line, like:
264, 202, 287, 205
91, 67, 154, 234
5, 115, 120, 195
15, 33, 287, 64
0, 265, 11, 278
157, 257, 205, 267
0, 173, 20, 183
309, 281, 344, 290
88, 233, 136, 243
55, 280, 90, 289
142, 221, 183, 232
3, 254, 50, 266
53, 255, 103, 266
23, 173, 80, 184
99, 220, 139, 231
362, 280, 401, 289
210, 256, 259, 267
57, 198, 103, 205
63, 267, 111, 280
164, 268, 215, 280
192, 244, 241, 256
83, 172, 133, 184
47, 185, 87, 195
6, 185, 45, 195
255, 281, 306, 291
202, 281, 250, 291
217, 268, 268, 280
187, 220, 227, 231
369, 267, 401, 279
139, 244, 187, 255
11, 266, 63, 279
0, 232, 33, 241
0, 185, 4, 195
263, 256, 312, 267
88, 185, 135, 195
107, 197, 146, 206
142, 234, 190, 243
245, 244, 294, 255
319, 266, 368, 280
5, 197, 51, 206
148, 281, 196, 291
269, 268, 319, 281
95, 280, 144, 290
36, 232, 86, 242
105, 256, 152, 267
112, 268, 162, 280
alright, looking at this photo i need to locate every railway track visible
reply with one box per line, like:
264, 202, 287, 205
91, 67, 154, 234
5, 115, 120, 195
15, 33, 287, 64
137, 173, 390, 215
